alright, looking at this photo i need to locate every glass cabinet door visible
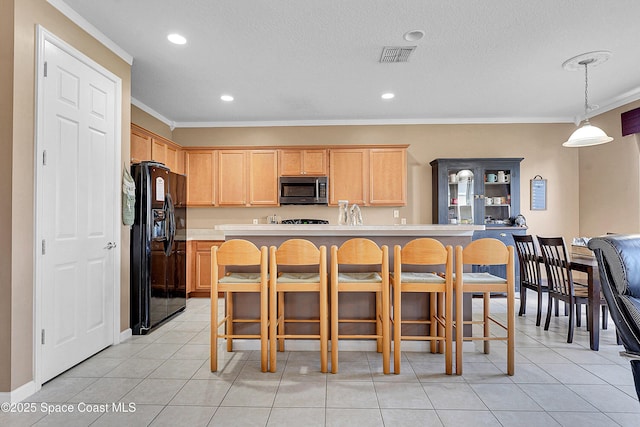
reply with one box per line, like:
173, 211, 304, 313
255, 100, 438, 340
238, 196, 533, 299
482, 168, 513, 225
447, 169, 475, 225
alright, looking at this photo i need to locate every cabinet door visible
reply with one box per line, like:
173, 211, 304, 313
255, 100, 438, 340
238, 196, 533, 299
151, 138, 167, 165
188, 241, 224, 296
130, 128, 151, 163
481, 164, 520, 226
279, 150, 303, 176
164, 144, 180, 173
279, 149, 327, 176
369, 148, 406, 206
218, 150, 247, 206
329, 149, 368, 205
249, 150, 279, 205
185, 150, 216, 206
302, 149, 327, 175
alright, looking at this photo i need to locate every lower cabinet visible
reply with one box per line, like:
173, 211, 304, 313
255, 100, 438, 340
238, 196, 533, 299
187, 240, 224, 297
472, 228, 527, 291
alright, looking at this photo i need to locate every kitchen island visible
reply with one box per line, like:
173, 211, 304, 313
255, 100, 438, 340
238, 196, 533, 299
212, 224, 482, 350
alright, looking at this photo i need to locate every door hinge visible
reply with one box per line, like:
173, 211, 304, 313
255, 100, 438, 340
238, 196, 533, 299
44, 61, 47, 77
42, 150, 47, 166
41, 239, 46, 255
41, 329, 45, 345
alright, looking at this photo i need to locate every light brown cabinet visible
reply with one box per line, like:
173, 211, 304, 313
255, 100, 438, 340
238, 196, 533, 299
329, 149, 368, 205
279, 149, 327, 176
329, 147, 406, 206
217, 150, 279, 206
217, 151, 247, 206
131, 124, 184, 174
131, 126, 152, 163
185, 150, 216, 206
187, 240, 224, 297
249, 150, 279, 205
369, 148, 407, 205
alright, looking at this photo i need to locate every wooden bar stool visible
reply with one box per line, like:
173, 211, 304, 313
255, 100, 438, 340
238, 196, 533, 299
269, 239, 328, 373
210, 239, 268, 372
330, 238, 390, 374
391, 238, 453, 374
455, 238, 515, 375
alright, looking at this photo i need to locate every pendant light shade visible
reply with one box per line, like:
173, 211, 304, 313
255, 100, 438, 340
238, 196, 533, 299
561, 51, 613, 148
563, 120, 614, 147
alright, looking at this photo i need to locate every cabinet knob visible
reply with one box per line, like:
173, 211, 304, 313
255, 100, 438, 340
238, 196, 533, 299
500, 233, 507, 237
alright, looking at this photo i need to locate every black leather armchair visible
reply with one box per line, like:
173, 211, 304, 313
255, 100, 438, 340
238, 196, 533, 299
588, 234, 640, 400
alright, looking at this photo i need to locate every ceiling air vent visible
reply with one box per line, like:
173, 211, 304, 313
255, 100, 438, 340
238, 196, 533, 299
379, 46, 416, 63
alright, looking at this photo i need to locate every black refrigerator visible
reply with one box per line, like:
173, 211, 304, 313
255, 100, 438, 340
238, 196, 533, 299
131, 161, 187, 334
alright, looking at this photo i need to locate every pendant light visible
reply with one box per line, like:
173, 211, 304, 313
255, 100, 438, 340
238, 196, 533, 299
562, 51, 613, 148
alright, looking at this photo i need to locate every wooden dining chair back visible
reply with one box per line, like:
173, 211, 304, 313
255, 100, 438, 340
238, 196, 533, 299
330, 238, 390, 374
455, 238, 515, 375
538, 236, 608, 344
210, 239, 268, 372
391, 238, 453, 374
269, 239, 328, 373
513, 234, 546, 326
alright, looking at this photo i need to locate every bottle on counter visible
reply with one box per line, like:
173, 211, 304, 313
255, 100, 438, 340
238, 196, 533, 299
338, 200, 349, 225
349, 203, 363, 226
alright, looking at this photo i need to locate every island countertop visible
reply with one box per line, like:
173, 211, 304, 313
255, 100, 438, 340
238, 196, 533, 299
214, 224, 484, 237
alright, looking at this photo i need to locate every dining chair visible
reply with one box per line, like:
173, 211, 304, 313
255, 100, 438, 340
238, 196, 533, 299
455, 238, 515, 375
330, 238, 390, 374
513, 234, 546, 326
537, 236, 608, 344
269, 239, 328, 373
210, 239, 269, 372
390, 238, 453, 374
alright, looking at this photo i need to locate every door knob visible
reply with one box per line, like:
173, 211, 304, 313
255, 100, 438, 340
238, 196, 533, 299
104, 242, 117, 249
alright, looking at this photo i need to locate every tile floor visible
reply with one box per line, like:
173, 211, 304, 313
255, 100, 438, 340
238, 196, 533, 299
3, 296, 640, 426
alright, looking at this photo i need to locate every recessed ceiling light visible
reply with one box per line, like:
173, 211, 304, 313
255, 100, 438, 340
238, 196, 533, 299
220, 95, 234, 102
381, 92, 395, 100
167, 33, 187, 45
403, 30, 425, 42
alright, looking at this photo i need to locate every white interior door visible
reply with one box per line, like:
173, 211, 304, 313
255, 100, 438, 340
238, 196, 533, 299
38, 36, 118, 382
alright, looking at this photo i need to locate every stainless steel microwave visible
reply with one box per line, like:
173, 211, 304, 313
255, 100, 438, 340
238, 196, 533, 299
279, 176, 328, 205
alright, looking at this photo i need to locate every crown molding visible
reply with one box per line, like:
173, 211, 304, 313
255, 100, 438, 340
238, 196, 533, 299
131, 97, 176, 130
47, 0, 133, 65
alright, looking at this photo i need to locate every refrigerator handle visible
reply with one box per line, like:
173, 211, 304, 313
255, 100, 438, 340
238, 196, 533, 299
164, 193, 176, 256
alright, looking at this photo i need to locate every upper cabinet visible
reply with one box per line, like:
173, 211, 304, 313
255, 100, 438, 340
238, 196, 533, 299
249, 150, 279, 205
130, 124, 184, 174
216, 149, 279, 207
131, 126, 152, 163
185, 150, 216, 206
430, 158, 523, 226
369, 148, 407, 206
279, 149, 327, 176
329, 147, 407, 206
329, 148, 368, 205
217, 151, 247, 206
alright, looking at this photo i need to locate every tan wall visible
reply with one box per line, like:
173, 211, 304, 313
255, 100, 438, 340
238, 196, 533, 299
0, 0, 15, 393
4, 0, 131, 392
579, 100, 640, 237
172, 123, 581, 242
131, 105, 172, 139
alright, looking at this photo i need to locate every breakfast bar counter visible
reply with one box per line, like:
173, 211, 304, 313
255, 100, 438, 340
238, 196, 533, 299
212, 224, 482, 348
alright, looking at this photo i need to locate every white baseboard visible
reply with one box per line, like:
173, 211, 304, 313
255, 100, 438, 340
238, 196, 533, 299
0, 381, 37, 403
119, 328, 132, 343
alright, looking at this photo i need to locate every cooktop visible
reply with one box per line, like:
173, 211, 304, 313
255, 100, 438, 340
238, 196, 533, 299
280, 218, 329, 225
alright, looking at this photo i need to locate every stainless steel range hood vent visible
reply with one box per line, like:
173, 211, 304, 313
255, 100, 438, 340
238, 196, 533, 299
379, 46, 416, 63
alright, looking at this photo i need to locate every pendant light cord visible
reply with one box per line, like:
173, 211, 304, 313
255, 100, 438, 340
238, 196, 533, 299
583, 62, 590, 121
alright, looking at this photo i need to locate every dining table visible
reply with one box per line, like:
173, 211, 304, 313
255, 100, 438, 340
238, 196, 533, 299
538, 251, 602, 351
568, 253, 602, 351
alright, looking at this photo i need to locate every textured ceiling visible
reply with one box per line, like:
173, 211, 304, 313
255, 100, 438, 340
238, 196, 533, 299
59, 0, 640, 127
